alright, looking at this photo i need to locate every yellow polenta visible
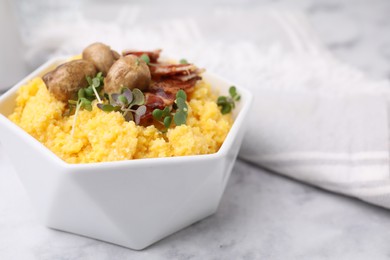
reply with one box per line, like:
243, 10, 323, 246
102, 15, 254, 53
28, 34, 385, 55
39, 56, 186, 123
9, 77, 233, 163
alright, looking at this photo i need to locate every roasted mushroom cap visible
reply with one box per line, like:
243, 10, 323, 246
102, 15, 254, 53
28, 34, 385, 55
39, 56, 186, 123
82, 42, 119, 75
104, 55, 151, 94
42, 60, 97, 102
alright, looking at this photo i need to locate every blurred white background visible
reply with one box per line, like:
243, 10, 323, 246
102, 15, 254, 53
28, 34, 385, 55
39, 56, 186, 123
2, 0, 390, 89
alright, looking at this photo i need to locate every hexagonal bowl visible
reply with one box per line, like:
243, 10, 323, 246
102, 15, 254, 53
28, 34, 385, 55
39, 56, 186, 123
0, 57, 252, 250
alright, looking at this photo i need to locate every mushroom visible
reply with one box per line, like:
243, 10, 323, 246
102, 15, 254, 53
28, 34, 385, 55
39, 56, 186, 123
82, 42, 120, 75
104, 55, 151, 94
42, 59, 97, 102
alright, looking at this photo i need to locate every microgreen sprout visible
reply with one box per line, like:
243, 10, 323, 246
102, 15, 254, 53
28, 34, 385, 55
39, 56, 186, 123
179, 59, 188, 64
152, 106, 172, 129
68, 72, 105, 137
229, 86, 241, 101
86, 72, 104, 103
152, 90, 188, 131
174, 90, 188, 126
217, 86, 241, 115
97, 88, 147, 125
140, 54, 150, 65
66, 71, 194, 138
69, 89, 93, 137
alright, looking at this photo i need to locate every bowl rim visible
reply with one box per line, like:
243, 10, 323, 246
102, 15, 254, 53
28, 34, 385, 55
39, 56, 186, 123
0, 56, 253, 169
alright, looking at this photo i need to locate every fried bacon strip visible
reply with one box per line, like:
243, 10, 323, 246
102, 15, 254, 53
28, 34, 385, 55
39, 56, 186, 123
175, 69, 205, 82
140, 93, 166, 126
122, 49, 162, 63
124, 49, 204, 125
149, 63, 198, 77
149, 77, 200, 98
140, 77, 201, 126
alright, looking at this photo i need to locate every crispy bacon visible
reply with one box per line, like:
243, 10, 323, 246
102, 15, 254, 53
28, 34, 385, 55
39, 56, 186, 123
175, 69, 205, 82
145, 91, 172, 106
140, 93, 166, 126
122, 49, 162, 63
149, 63, 198, 77
126, 50, 204, 126
150, 77, 200, 97
140, 77, 201, 126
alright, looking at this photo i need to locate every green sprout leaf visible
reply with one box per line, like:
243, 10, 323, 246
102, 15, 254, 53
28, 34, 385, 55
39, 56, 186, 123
80, 98, 92, 111
122, 88, 133, 103
176, 89, 187, 100
152, 109, 163, 120
222, 104, 232, 114
78, 88, 85, 99
229, 86, 237, 97
118, 95, 128, 106
86, 76, 92, 85
179, 59, 188, 64
172, 90, 189, 126
229, 86, 241, 101
140, 54, 150, 65
131, 88, 145, 106
92, 77, 100, 88
135, 105, 146, 116
84, 73, 105, 103
176, 97, 187, 110
217, 86, 241, 114
217, 96, 227, 106
85, 86, 94, 97
162, 106, 171, 117
135, 105, 147, 125
164, 116, 172, 128
97, 103, 115, 112
174, 111, 187, 126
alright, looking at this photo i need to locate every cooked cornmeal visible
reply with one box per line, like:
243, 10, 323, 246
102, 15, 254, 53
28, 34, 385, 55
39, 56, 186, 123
9, 77, 233, 163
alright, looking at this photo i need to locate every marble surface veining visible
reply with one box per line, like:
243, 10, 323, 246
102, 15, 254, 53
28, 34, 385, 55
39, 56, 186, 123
2, 0, 390, 259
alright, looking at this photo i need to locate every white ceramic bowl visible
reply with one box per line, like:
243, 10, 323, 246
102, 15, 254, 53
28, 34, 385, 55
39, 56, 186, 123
0, 57, 252, 250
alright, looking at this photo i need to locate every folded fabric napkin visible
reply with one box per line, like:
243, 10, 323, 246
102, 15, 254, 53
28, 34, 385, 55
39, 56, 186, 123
22, 7, 390, 209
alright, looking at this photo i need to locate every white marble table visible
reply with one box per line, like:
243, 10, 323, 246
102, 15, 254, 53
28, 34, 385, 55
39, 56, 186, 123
2, 0, 390, 259
2, 148, 390, 259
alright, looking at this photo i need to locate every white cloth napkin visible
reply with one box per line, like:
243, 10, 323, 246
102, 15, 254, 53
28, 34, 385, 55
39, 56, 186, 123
22, 7, 390, 209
